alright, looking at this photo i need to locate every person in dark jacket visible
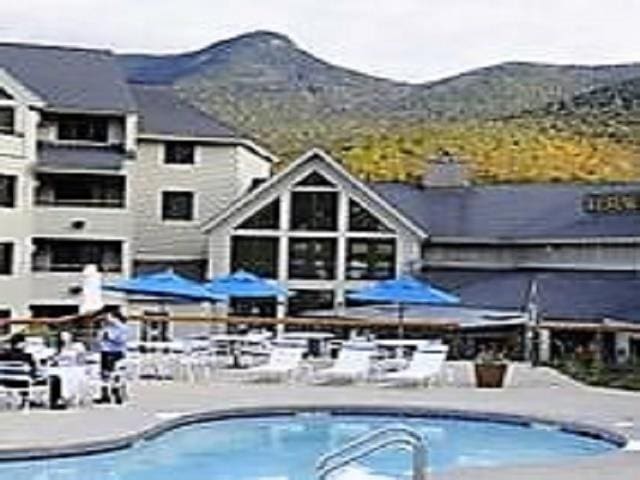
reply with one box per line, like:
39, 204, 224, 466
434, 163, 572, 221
0, 333, 61, 408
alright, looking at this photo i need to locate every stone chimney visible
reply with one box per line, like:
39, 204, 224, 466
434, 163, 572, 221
422, 150, 470, 188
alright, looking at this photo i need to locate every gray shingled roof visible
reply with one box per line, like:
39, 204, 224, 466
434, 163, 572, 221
37, 143, 126, 171
371, 182, 640, 239
311, 269, 640, 324
130, 84, 237, 138
425, 269, 640, 322
0, 43, 135, 112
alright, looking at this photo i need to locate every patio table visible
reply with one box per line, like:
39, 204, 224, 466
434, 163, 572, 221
281, 332, 335, 357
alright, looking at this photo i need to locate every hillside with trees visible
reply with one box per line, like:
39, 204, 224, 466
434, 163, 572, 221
120, 31, 640, 183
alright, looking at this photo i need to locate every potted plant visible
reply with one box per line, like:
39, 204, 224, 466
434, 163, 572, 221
474, 347, 509, 388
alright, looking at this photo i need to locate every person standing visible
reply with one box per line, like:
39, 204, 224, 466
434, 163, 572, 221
97, 306, 128, 404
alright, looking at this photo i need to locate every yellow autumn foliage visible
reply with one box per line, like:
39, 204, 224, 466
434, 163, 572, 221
334, 121, 640, 184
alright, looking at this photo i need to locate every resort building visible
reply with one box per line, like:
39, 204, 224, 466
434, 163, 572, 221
202, 149, 426, 317
204, 153, 640, 361
1, 41, 639, 363
0, 43, 273, 318
373, 173, 640, 362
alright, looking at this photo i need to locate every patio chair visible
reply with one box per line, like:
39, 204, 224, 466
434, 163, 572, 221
0, 361, 49, 410
378, 344, 449, 387
242, 340, 306, 382
174, 349, 218, 382
312, 342, 377, 384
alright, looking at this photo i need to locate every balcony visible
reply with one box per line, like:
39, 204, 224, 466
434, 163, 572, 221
39, 112, 125, 148
31, 238, 123, 273
35, 173, 125, 209
36, 141, 127, 172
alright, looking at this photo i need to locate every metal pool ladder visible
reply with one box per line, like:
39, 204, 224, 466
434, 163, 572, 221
315, 425, 428, 480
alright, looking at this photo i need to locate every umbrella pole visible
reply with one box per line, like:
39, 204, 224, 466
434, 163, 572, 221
398, 303, 405, 339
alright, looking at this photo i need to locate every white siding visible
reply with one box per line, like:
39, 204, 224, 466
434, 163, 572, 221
234, 145, 271, 194
132, 141, 271, 260
0, 104, 39, 316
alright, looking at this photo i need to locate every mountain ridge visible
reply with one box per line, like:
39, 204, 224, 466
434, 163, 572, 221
118, 30, 640, 183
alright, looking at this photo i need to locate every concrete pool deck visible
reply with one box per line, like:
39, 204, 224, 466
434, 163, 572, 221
0, 364, 639, 479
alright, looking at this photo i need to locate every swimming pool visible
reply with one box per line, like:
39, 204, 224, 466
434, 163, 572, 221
0, 411, 621, 480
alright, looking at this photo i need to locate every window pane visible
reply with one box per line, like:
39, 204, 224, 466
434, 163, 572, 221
0, 107, 14, 135
288, 290, 335, 316
0, 175, 16, 208
346, 239, 396, 280
58, 115, 108, 142
0, 243, 13, 275
231, 236, 279, 279
291, 191, 338, 231
349, 199, 391, 232
236, 199, 280, 229
230, 297, 277, 317
295, 171, 335, 187
289, 238, 336, 280
162, 192, 194, 221
165, 142, 195, 164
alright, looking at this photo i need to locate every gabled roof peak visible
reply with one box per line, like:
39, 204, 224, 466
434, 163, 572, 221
201, 148, 427, 238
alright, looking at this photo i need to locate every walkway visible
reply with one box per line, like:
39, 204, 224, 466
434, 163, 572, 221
0, 365, 638, 480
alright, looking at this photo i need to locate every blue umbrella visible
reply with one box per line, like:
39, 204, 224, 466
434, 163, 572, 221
347, 275, 459, 336
104, 269, 225, 302
204, 270, 288, 298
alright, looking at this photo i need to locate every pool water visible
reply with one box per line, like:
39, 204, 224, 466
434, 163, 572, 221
0, 413, 618, 480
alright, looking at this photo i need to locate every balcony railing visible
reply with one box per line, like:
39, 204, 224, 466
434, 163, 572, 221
32, 262, 121, 273
34, 197, 125, 209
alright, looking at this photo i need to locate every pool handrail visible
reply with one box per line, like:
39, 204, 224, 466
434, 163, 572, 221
316, 424, 427, 480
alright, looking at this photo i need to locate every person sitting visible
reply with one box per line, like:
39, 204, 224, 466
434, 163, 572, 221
55, 331, 86, 367
46, 331, 89, 409
0, 333, 51, 407
0, 333, 39, 373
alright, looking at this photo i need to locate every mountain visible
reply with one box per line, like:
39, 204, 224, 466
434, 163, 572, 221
540, 75, 640, 137
121, 31, 412, 119
395, 62, 640, 120
119, 31, 640, 182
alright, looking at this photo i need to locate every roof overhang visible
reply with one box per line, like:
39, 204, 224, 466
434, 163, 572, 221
0, 67, 46, 108
35, 143, 127, 172
428, 236, 640, 246
136, 134, 278, 164
40, 107, 134, 116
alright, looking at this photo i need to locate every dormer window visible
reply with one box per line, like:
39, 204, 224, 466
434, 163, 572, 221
58, 114, 108, 143
0, 107, 14, 135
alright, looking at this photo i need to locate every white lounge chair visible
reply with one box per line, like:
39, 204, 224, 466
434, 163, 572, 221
312, 342, 377, 384
243, 340, 306, 382
378, 344, 449, 387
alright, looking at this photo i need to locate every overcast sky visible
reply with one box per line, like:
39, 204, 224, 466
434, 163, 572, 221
3, 0, 640, 82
